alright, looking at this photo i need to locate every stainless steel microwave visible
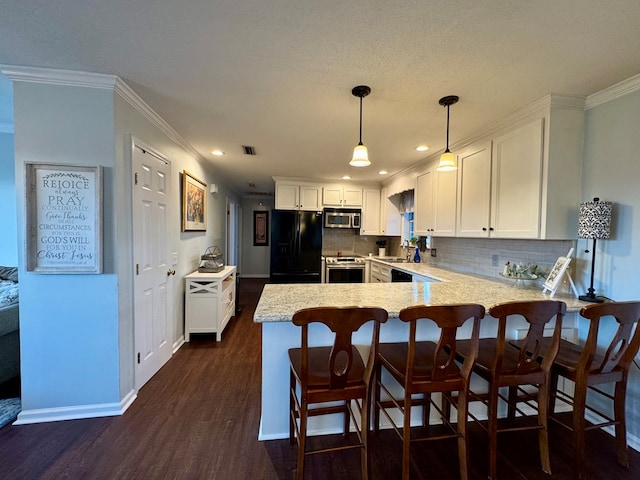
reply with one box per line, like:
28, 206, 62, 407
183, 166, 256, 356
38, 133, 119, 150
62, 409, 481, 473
323, 209, 361, 229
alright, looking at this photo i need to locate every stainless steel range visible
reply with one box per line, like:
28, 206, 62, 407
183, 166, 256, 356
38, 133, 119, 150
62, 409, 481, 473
324, 256, 366, 283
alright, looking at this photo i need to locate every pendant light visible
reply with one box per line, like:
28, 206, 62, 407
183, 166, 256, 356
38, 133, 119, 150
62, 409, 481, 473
350, 85, 371, 167
436, 95, 459, 171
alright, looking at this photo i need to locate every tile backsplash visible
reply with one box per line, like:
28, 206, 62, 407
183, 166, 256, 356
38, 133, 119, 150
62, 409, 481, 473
389, 236, 577, 286
322, 229, 381, 257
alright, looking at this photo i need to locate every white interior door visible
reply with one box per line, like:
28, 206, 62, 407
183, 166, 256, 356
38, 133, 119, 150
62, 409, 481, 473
133, 144, 173, 390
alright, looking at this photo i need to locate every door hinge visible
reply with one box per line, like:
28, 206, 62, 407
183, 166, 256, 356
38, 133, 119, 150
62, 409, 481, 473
134, 172, 138, 185
137, 352, 141, 364
136, 264, 139, 275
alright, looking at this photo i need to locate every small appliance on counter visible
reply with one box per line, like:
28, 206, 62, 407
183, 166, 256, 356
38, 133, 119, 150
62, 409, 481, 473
198, 246, 225, 273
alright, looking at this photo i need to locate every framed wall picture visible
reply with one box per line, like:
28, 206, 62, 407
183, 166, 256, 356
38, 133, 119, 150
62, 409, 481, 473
253, 211, 269, 246
25, 163, 103, 274
182, 171, 206, 231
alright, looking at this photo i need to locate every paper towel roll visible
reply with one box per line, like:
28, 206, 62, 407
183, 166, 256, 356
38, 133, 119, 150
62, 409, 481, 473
378, 248, 386, 257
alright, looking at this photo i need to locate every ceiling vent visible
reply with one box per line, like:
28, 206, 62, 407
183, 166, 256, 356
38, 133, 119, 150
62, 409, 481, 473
242, 145, 256, 155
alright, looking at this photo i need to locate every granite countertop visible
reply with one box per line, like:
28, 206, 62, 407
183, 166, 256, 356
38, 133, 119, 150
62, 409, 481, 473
253, 262, 588, 323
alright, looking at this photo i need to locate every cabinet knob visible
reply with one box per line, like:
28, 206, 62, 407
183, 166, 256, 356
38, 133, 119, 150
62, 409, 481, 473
482, 227, 487, 231
167, 269, 176, 276
489, 227, 494, 231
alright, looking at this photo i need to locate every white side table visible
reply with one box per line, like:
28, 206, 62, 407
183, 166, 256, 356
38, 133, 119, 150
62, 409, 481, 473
185, 266, 236, 341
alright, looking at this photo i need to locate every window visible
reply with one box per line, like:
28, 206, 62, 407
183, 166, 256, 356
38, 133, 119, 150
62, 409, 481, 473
401, 212, 414, 245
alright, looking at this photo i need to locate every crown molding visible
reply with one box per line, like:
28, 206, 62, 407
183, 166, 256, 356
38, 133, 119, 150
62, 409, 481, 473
586, 73, 640, 109
0, 65, 242, 197
0, 123, 14, 134
0, 65, 117, 89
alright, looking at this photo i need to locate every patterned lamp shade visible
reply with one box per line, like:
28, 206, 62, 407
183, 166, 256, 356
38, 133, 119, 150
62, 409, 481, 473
578, 198, 612, 239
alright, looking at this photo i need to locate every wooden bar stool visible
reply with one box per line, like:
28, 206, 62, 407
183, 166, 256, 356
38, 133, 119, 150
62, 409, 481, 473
454, 300, 566, 480
288, 306, 388, 480
545, 301, 640, 480
373, 303, 485, 480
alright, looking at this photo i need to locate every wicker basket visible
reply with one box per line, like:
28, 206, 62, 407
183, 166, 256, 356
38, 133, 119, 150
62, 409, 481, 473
198, 246, 224, 273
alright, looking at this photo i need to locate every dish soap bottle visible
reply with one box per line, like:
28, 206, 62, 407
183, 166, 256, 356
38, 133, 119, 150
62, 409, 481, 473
413, 246, 421, 263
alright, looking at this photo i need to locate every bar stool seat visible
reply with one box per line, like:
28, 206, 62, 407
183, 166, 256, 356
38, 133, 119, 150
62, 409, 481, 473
373, 303, 485, 480
289, 306, 388, 480
454, 300, 566, 480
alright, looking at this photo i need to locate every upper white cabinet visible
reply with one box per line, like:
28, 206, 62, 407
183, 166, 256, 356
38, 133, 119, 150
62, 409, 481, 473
275, 182, 322, 211
456, 121, 543, 238
379, 187, 401, 236
455, 96, 584, 240
323, 185, 363, 207
361, 188, 381, 235
491, 119, 544, 238
414, 169, 433, 235
456, 142, 493, 237
415, 166, 457, 236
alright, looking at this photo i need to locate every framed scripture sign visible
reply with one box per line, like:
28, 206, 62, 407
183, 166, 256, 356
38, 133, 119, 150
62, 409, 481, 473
26, 163, 103, 273
182, 170, 206, 231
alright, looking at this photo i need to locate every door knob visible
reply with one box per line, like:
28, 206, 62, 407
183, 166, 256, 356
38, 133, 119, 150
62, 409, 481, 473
167, 269, 176, 276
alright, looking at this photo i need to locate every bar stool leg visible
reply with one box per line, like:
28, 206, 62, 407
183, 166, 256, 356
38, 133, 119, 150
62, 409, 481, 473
573, 381, 588, 480
614, 381, 629, 467
537, 382, 551, 474
488, 384, 499, 480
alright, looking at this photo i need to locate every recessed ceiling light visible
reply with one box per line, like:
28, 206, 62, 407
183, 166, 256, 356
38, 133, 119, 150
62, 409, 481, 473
342, 175, 351, 180
378, 170, 388, 175
416, 145, 429, 152
212, 150, 225, 156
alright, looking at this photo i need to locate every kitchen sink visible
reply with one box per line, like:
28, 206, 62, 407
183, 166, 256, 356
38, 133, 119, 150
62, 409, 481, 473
384, 258, 409, 263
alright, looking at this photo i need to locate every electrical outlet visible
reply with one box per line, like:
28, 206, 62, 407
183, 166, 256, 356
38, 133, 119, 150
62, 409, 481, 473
492, 254, 499, 267
430, 248, 437, 257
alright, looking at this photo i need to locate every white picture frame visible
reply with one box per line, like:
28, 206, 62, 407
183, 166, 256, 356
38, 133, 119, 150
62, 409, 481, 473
543, 248, 577, 297
26, 163, 103, 274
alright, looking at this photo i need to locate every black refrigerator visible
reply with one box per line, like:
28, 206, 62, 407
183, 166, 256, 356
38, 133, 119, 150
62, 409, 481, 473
270, 210, 323, 283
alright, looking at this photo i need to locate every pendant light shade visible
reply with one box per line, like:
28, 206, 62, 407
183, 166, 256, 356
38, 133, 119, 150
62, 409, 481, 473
437, 95, 459, 172
350, 85, 371, 167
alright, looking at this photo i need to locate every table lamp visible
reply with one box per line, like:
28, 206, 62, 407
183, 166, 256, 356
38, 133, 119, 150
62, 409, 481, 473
578, 197, 612, 303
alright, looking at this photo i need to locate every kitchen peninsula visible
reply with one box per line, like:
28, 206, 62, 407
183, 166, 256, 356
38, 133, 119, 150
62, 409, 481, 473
253, 262, 587, 440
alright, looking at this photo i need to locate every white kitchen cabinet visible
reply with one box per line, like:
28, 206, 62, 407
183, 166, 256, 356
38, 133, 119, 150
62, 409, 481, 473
456, 120, 543, 238
414, 166, 457, 236
491, 119, 544, 238
456, 141, 493, 237
455, 97, 584, 240
414, 169, 433, 235
369, 260, 391, 283
379, 187, 401, 236
360, 188, 381, 235
323, 185, 363, 207
275, 182, 322, 210
185, 266, 236, 342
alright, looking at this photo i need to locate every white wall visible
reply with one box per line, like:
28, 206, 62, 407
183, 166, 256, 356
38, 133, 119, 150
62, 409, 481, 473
10, 72, 240, 420
241, 197, 272, 277
13, 81, 122, 413
581, 85, 640, 443
0, 132, 17, 266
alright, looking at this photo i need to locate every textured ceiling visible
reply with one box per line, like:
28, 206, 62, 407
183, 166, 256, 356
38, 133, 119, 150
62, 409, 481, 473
1, 1, 640, 194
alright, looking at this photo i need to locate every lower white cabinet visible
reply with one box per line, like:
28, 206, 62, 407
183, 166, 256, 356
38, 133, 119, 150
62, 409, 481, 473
369, 260, 391, 283
185, 266, 236, 342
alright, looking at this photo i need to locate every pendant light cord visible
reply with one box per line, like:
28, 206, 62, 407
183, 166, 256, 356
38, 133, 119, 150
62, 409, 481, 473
358, 96, 363, 145
445, 104, 450, 151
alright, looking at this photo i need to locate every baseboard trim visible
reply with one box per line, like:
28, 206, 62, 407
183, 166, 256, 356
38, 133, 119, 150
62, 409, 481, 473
173, 336, 185, 353
241, 274, 269, 279
13, 389, 137, 425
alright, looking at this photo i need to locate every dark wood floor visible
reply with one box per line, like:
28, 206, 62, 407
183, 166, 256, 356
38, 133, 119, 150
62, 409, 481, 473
1, 278, 639, 479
